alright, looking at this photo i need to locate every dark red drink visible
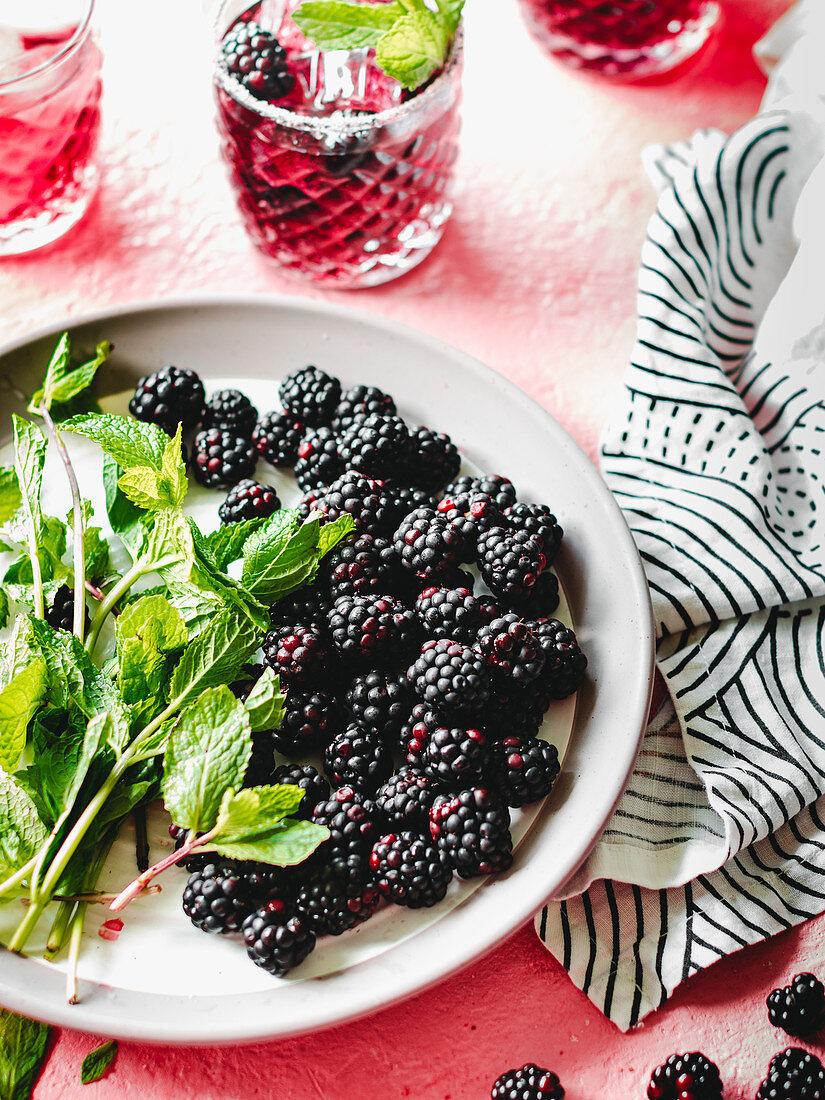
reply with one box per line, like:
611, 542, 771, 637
214, 2, 462, 288
518, 0, 719, 77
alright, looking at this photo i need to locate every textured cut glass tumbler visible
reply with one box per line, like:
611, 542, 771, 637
214, 0, 463, 289
0, 0, 102, 256
518, 0, 720, 77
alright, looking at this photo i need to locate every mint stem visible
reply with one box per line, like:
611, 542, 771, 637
109, 826, 219, 912
0, 856, 38, 901
8, 896, 46, 953
45, 900, 77, 957
84, 553, 177, 656
66, 903, 86, 1004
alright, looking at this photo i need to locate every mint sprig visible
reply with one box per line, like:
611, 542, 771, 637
292, 0, 463, 90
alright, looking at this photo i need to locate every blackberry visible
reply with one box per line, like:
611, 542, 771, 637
221, 21, 294, 101
272, 691, 344, 756
279, 365, 341, 426
369, 831, 452, 908
505, 503, 563, 565
272, 764, 331, 818
492, 1064, 564, 1100
328, 594, 420, 663
488, 736, 560, 807
505, 571, 560, 619
339, 414, 413, 480
192, 428, 256, 488
324, 723, 394, 794
254, 410, 304, 467
243, 902, 316, 976
182, 862, 257, 935
45, 584, 87, 634
445, 474, 516, 511
647, 1053, 723, 1100
331, 384, 396, 435
270, 584, 332, 631
531, 619, 587, 699
407, 638, 490, 717
345, 668, 411, 741
768, 973, 825, 1037
305, 471, 393, 537
326, 533, 398, 601
294, 427, 341, 491
399, 703, 439, 766
408, 427, 461, 491
383, 483, 436, 526
484, 684, 548, 742
243, 732, 277, 788
475, 615, 546, 685
129, 365, 205, 434
218, 478, 280, 524
313, 785, 380, 858
202, 388, 258, 437
393, 507, 472, 577
262, 624, 329, 687
296, 868, 381, 936
757, 1049, 825, 1100
429, 788, 513, 878
415, 586, 498, 645
375, 767, 438, 829
477, 527, 546, 603
424, 724, 488, 787
437, 490, 505, 542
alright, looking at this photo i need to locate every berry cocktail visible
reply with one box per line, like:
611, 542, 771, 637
0, 1, 102, 255
518, 0, 719, 77
214, 1, 462, 288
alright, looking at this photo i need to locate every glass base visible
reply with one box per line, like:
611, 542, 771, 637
0, 164, 98, 257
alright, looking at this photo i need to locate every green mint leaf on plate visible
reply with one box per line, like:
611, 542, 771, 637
29, 333, 112, 415
10, 416, 46, 547
116, 595, 187, 712
0, 467, 21, 526
242, 512, 353, 604
292, 0, 403, 49
202, 518, 268, 570
80, 1039, 117, 1085
242, 667, 285, 733
62, 412, 169, 472
0, 1009, 52, 1100
203, 786, 328, 865
117, 594, 188, 655
102, 455, 143, 561
0, 592, 8, 631
0, 660, 47, 775
161, 685, 252, 834
167, 608, 260, 716
27, 711, 115, 824
0, 770, 49, 876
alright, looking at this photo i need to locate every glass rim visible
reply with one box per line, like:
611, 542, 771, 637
214, 12, 462, 138
0, 0, 95, 91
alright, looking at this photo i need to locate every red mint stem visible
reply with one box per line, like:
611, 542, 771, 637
108, 827, 217, 913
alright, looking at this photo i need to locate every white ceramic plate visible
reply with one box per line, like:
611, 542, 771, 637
0, 296, 654, 1043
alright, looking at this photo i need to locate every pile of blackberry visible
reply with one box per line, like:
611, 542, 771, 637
130, 362, 588, 981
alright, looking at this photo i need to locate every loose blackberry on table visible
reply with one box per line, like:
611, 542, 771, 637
325, 533, 399, 601
531, 619, 588, 699
328, 593, 420, 663
272, 764, 331, 818
369, 832, 452, 909
475, 615, 546, 685
221, 20, 294, 101
323, 723, 394, 794
339, 413, 413, 480
429, 788, 513, 878
262, 624, 329, 687
129, 365, 205, 434
218, 478, 280, 524
407, 638, 490, 717
423, 724, 488, 787
192, 427, 257, 489
375, 768, 438, 830
647, 1052, 723, 1100
488, 736, 560, 807
383, 483, 436, 526
279, 365, 341, 426
294, 426, 341, 491
477, 526, 547, 603
505, 502, 564, 565
242, 903, 316, 976
491, 1063, 565, 1100
415, 585, 498, 644
254, 410, 304, 467
399, 702, 440, 768
768, 972, 825, 1038
345, 668, 411, 741
484, 682, 550, 742
757, 1048, 825, 1100
201, 388, 258, 437
270, 690, 345, 756
331, 384, 397, 435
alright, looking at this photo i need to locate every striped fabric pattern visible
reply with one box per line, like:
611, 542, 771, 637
535, 104, 825, 1030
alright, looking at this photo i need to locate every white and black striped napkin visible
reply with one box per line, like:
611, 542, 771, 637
535, 6, 825, 1031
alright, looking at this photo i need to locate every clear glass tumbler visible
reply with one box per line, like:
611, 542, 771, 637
518, 0, 720, 78
0, 0, 103, 256
214, 0, 463, 288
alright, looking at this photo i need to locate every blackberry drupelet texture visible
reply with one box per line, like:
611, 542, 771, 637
647, 1053, 723, 1100
312, 786, 380, 859
295, 868, 381, 936
345, 668, 411, 741
262, 624, 329, 687
339, 413, 413, 481
326, 533, 399, 601
129, 365, 205, 434
202, 389, 258, 437
279, 366, 341, 426
271, 690, 344, 756
242, 902, 316, 975
182, 862, 258, 935
271, 763, 330, 818
477, 527, 546, 603
488, 736, 560, 807
253, 410, 304, 467
531, 619, 588, 699
445, 474, 517, 511
400, 702, 440, 768
768, 973, 825, 1037
269, 583, 332, 631
407, 638, 490, 717
429, 788, 513, 878
375, 767, 438, 830
424, 724, 488, 787
491, 1063, 565, 1100
437, 490, 505, 542
294, 427, 341, 491
484, 684, 548, 742
305, 471, 394, 537
221, 21, 295, 101
192, 428, 257, 489
218, 479, 280, 524
415, 586, 498, 645
323, 723, 394, 794
505, 503, 563, 565
756, 1048, 825, 1100
331, 384, 397, 435
369, 831, 452, 908
328, 594, 420, 663
505, 570, 560, 619
475, 615, 546, 685
409, 427, 461, 491
383, 483, 436, 526
393, 507, 472, 577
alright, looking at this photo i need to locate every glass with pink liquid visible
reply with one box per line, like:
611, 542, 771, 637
214, 0, 462, 288
0, 0, 102, 256
518, 0, 720, 77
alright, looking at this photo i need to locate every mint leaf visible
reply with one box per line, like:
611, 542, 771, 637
292, 0, 403, 48
168, 608, 259, 710
117, 594, 188, 654
62, 413, 168, 472
80, 1040, 117, 1085
0, 1009, 52, 1100
83, 525, 111, 586
159, 429, 187, 508
103, 455, 143, 560
117, 466, 167, 510
117, 595, 187, 714
186, 521, 269, 632
434, 0, 463, 34
0, 592, 8, 631
375, 8, 448, 88
202, 785, 327, 865
10, 416, 46, 547
242, 513, 351, 604
30, 334, 111, 414
202, 518, 268, 570
161, 686, 252, 834
28, 332, 70, 412
0, 660, 47, 774
0, 769, 48, 874
315, 513, 354, 559
240, 509, 300, 581
242, 667, 285, 733
0, 468, 21, 526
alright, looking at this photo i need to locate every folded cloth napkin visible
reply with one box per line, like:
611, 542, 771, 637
535, 3, 825, 1031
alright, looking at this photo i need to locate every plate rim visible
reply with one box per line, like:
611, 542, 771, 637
0, 293, 655, 1043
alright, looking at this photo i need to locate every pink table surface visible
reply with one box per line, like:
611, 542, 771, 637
4, 0, 819, 1096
